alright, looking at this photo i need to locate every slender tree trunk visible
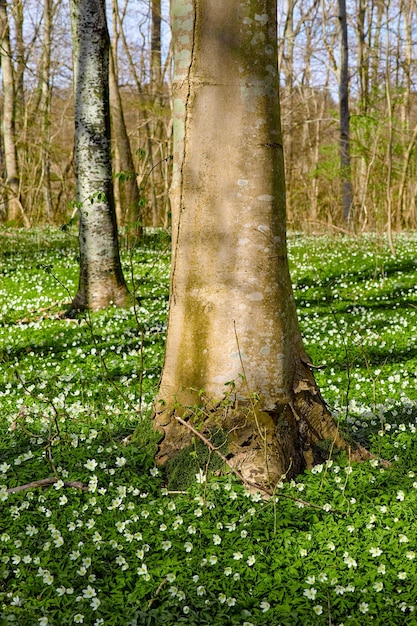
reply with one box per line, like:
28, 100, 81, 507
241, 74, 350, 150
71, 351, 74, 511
338, 0, 353, 224
69, 0, 130, 311
40, 0, 53, 220
109, 48, 143, 236
154, 0, 365, 488
0, 0, 29, 226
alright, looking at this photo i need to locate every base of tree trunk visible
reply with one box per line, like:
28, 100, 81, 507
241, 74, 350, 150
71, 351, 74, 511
69, 283, 132, 313
154, 359, 371, 489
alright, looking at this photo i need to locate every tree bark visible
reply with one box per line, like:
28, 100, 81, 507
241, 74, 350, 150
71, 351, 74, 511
154, 0, 363, 488
40, 0, 53, 220
69, 0, 130, 311
338, 0, 353, 224
0, 0, 29, 226
109, 47, 143, 236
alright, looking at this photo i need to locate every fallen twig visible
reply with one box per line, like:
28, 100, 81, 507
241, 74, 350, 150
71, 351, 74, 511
7, 477, 89, 494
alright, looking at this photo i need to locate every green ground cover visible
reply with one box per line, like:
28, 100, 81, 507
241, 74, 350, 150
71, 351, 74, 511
0, 228, 417, 625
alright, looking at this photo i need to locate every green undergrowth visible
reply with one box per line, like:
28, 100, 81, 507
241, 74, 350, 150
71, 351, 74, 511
0, 227, 417, 625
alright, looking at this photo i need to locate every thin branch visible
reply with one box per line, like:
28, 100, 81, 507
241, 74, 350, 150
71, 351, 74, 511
7, 477, 88, 494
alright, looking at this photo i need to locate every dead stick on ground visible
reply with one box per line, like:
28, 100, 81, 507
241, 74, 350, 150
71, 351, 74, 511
7, 477, 89, 494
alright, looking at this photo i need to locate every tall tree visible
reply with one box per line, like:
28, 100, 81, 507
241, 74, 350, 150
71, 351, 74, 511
338, 0, 353, 223
69, 0, 129, 311
40, 0, 53, 220
0, 0, 29, 225
154, 0, 365, 487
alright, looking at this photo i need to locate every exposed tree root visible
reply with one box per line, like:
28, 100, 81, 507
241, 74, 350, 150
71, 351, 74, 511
154, 356, 379, 491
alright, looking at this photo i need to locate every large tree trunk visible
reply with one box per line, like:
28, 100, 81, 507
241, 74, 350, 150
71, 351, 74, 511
69, 0, 130, 311
154, 0, 364, 489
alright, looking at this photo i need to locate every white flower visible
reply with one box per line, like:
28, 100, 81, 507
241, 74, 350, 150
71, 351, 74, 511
90, 597, 100, 610
303, 588, 317, 600
318, 572, 328, 582
343, 555, 357, 569
399, 534, 409, 543
74, 615, 84, 624
137, 564, 148, 576
162, 541, 172, 551
59, 495, 68, 506
226, 597, 236, 606
397, 490, 405, 501
84, 459, 98, 471
406, 551, 416, 560
377, 564, 386, 574
183, 606, 190, 614
260, 600, 270, 612
184, 542, 193, 552
218, 593, 226, 604
166, 573, 176, 582
322, 503, 332, 512
115, 457, 126, 467
224, 567, 232, 576
313, 606, 323, 615
373, 581, 383, 592
209, 555, 218, 565
327, 542, 336, 551
195, 469, 206, 483
247, 555, 256, 566
150, 467, 159, 476
196, 585, 206, 596
233, 551, 243, 560
369, 547, 383, 557
213, 534, 222, 545
398, 571, 407, 580
82, 585, 96, 599
306, 576, 315, 585
359, 602, 369, 614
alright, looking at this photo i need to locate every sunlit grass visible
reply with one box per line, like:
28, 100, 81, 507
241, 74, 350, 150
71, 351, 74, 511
1, 228, 417, 625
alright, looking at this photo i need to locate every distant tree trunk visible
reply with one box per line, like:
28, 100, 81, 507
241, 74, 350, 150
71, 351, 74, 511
151, 0, 162, 90
0, 0, 29, 226
40, 0, 53, 220
69, 0, 130, 311
154, 0, 366, 488
338, 0, 353, 224
109, 48, 143, 236
11, 0, 24, 120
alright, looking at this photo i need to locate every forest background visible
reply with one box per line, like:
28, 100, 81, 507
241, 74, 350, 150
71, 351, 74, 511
1, 0, 417, 234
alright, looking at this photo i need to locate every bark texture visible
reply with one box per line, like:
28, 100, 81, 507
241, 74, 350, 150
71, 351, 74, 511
0, 0, 29, 226
154, 0, 365, 488
70, 0, 129, 311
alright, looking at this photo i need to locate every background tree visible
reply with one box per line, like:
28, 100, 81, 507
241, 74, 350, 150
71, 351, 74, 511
0, 0, 28, 225
154, 0, 365, 487
69, 0, 129, 311
338, 0, 353, 224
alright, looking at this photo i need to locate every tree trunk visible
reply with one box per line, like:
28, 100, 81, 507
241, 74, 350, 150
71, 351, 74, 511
69, 0, 130, 311
154, 0, 363, 489
0, 0, 29, 226
109, 47, 143, 236
40, 0, 53, 220
338, 0, 353, 224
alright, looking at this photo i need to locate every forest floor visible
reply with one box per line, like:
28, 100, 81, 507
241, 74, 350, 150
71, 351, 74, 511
1, 228, 417, 625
